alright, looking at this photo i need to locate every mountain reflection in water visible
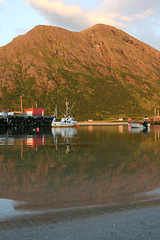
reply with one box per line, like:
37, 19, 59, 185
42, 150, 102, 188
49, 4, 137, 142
0, 125, 160, 219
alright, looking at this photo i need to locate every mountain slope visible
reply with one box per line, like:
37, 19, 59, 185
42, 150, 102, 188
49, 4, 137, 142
0, 24, 160, 120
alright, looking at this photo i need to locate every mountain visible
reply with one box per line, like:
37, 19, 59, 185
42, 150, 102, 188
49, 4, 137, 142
0, 24, 160, 120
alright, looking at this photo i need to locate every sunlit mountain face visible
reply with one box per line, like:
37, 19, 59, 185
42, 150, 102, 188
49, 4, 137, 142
0, 24, 160, 120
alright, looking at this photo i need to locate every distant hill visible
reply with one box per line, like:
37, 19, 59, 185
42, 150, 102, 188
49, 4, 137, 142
0, 24, 160, 120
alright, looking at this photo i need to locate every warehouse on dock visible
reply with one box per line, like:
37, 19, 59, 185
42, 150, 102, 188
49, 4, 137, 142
24, 108, 45, 116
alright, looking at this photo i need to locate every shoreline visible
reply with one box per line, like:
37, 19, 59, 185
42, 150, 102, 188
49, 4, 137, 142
1, 201, 160, 239
77, 122, 128, 126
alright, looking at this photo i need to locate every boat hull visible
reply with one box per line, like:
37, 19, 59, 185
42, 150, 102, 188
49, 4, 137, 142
128, 122, 151, 128
51, 121, 77, 128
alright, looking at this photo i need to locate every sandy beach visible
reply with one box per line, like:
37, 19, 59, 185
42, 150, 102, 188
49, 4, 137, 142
0, 202, 160, 240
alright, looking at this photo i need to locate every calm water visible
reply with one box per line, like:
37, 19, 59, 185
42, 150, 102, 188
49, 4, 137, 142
0, 125, 160, 220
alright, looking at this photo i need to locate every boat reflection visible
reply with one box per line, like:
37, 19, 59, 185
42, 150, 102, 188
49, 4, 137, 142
51, 127, 77, 152
128, 127, 151, 134
51, 127, 77, 138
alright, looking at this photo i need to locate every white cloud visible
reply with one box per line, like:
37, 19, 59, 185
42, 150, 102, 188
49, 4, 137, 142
26, 0, 87, 29
102, 0, 159, 13
26, 0, 130, 30
0, 0, 11, 6
134, 9, 154, 19
26, 0, 160, 50
26, 0, 160, 30
27, 0, 83, 16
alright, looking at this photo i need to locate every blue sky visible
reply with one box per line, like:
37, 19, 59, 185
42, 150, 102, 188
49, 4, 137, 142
0, 0, 160, 50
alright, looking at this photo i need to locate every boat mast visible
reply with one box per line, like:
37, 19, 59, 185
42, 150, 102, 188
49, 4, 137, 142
66, 101, 69, 116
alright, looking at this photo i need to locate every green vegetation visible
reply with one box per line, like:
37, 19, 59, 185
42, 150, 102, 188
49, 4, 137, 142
0, 63, 157, 120
0, 24, 160, 120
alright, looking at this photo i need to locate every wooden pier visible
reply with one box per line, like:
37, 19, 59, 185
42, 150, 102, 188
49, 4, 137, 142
0, 114, 53, 129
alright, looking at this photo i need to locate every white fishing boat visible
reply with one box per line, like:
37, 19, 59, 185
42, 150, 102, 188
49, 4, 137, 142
128, 122, 151, 129
51, 102, 77, 128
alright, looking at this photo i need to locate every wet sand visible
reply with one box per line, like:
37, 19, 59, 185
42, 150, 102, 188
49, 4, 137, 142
0, 202, 160, 240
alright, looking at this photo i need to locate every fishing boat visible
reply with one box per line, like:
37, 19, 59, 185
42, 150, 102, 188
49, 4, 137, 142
128, 122, 151, 129
51, 102, 77, 128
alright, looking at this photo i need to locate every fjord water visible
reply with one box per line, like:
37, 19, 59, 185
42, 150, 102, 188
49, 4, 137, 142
0, 125, 160, 220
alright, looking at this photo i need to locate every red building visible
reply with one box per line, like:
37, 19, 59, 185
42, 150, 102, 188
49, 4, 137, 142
24, 108, 45, 116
